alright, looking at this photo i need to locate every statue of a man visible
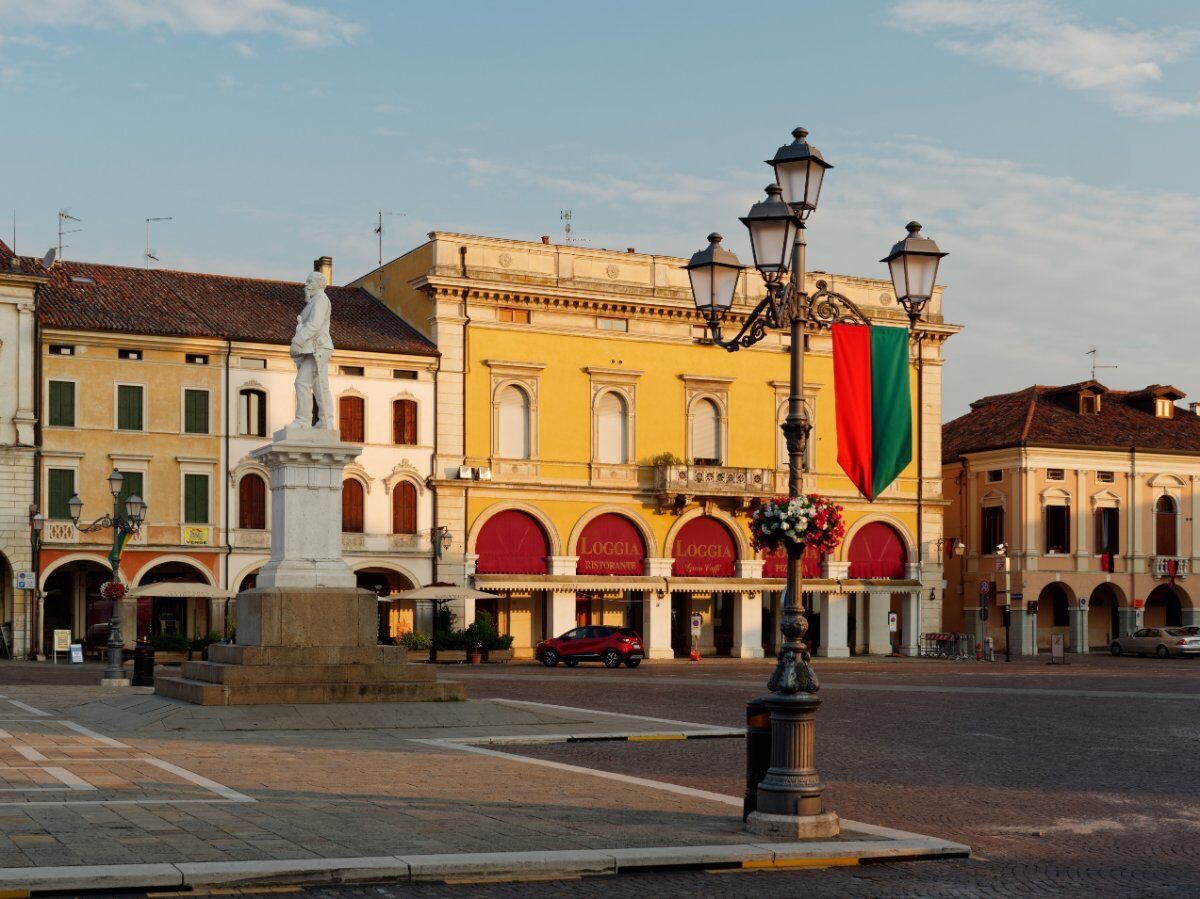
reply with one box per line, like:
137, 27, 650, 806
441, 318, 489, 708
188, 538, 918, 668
290, 271, 335, 429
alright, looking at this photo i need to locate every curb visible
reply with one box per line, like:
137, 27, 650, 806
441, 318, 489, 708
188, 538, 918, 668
0, 837, 970, 893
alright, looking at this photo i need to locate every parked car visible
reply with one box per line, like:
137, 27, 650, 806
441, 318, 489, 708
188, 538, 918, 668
1110, 627, 1200, 658
536, 626, 644, 668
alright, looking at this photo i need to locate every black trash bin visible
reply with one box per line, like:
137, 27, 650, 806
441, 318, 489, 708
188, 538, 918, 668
744, 697, 772, 820
131, 642, 155, 687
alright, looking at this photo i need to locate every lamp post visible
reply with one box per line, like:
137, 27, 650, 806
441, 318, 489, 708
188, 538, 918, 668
29, 509, 44, 660
69, 469, 147, 683
685, 127, 946, 838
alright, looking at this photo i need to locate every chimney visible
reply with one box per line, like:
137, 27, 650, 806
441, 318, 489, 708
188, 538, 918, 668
313, 255, 333, 285
541, 235, 550, 245
626, 247, 636, 254
1190, 402, 1200, 416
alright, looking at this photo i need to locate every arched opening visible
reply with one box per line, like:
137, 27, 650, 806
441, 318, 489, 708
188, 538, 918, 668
1155, 495, 1178, 556
847, 522, 908, 579
1145, 584, 1184, 629
1036, 582, 1072, 650
1089, 583, 1123, 648
238, 473, 267, 530
392, 482, 417, 534
690, 398, 721, 465
135, 561, 212, 641
338, 395, 365, 443
670, 516, 738, 657
356, 567, 416, 643
475, 510, 549, 574
496, 385, 531, 459
342, 478, 365, 533
575, 512, 646, 632
238, 388, 267, 437
596, 392, 629, 464
392, 399, 417, 445
41, 559, 111, 656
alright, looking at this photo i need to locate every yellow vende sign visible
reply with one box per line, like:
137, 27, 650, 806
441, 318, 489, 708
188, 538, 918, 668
53, 629, 72, 652
183, 526, 211, 545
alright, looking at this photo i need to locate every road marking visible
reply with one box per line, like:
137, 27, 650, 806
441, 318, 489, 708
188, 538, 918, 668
142, 759, 254, 802
3, 700, 49, 717
58, 720, 130, 748
13, 745, 47, 762
43, 767, 97, 791
491, 698, 734, 732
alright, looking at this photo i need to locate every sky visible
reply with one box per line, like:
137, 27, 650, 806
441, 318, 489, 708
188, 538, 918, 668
2, 0, 1199, 419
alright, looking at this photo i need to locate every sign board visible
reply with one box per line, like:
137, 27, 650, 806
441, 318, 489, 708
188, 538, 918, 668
979, 580, 990, 596
1132, 598, 1145, 610
1010, 593, 1024, 602
52, 629, 71, 652
689, 612, 702, 637
182, 526, 210, 546
1079, 596, 1088, 610
1026, 600, 1038, 614
1051, 633, 1065, 663
995, 557, 1005, 572
13, 570, 33, 590
69, 643, 83, 664
888, 611, 898, 633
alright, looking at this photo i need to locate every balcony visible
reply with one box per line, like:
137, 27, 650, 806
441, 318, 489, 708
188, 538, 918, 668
42, 520, 78, 543
1152, 556, 1189, 579
655, 464, 775, 513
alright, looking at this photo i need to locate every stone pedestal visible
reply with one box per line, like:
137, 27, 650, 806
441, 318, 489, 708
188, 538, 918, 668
156, 426, 463, 706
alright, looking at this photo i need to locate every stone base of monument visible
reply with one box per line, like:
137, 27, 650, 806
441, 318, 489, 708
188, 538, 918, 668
155, 587, 465, 706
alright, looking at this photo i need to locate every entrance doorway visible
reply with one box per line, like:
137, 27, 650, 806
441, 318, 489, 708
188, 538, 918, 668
1088, 584, 1122, 648
1145, 584, 1184, 629
41, 560, 111, 654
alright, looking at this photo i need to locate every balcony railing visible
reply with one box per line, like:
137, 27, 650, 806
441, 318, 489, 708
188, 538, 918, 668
1152, 556, 1189, 579
655, 463, 775, 513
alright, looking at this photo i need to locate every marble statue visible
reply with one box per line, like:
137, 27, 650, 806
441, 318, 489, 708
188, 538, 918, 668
289, 271, 335, 429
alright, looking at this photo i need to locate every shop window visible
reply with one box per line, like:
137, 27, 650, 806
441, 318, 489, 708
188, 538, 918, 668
339, 395, 365, 443
342, 478, 364, 533
392, 482, 417, 534
981, 506, 1004, 555
1045, 505, 1070, 554
239, 474, 267, 530
392, 399, 417, 445
239, 389, 267, 436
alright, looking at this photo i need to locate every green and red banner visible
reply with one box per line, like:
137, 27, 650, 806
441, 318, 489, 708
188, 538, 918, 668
832, 323, 911, 502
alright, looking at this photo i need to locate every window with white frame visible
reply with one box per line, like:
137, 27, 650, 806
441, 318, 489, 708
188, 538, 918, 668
596, 391, 629, 464
497, 384, 531, 459
690, 398, 722, 466
239, 388, 267, 437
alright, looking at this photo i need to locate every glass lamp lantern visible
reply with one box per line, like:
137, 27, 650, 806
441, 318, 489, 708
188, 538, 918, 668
767, 127, 832, 218
107, 469, 125, 498
68, 494, 83, 524
740, 184, 799, 279
685, 233, 744, 321
882, 221, 948, 320
125, 493, 147, 525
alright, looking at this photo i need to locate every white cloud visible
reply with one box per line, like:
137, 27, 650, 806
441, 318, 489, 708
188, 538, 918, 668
232, 41, 255, 58
890, 0, 1200, 118
0, 0, 359, 47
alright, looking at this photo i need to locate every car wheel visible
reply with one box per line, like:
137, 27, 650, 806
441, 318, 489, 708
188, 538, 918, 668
541, 649, 559, 667
1110, 642, 1122, 656
564, 659, 579, 668
1156, 645, 1169, 659
624, 658, 641, 668
603, 649, 622, 668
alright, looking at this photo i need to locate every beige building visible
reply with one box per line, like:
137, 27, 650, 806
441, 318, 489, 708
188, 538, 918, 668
942, 381, 1200, 654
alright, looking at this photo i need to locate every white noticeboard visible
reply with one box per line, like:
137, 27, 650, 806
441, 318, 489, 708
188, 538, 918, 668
888, 611, 898, 633
1051, 633, 1065, 662
53, 629, 71, 652
690, 612, 702, 637
69, 643, 84, 664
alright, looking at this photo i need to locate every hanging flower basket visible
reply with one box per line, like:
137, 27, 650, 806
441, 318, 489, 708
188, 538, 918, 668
751, 494, 845, 557
100, 580, 127, 603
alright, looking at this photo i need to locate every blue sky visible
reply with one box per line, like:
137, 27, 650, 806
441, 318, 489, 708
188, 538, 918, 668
2, 0, 1199, 417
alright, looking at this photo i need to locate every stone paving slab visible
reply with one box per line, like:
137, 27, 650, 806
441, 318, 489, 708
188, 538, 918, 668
0, 685, 967, 891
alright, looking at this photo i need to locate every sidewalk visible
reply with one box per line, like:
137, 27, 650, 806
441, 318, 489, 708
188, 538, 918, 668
0, 685, 967, 891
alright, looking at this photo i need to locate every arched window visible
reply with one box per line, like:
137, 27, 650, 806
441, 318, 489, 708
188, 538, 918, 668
238, 473, 266, 530
239, 389, 267, 437
596, 392, 628, 464
1155, 495, 1178, 556
392, 481, 417, 534
691, 398, 721, 465
392, 399, 417, 445
339, 395, 365, 443
497, 385, 531, 459
342, 478, 364, 533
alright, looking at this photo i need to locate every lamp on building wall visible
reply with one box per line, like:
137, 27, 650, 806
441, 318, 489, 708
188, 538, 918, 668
685, 125, 947, 840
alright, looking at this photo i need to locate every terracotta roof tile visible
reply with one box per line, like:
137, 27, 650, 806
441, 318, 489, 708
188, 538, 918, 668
944, 383, 1200, 461
28, 258, 436, 357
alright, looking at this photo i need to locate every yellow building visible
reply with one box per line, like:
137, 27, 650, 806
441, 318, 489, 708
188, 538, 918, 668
943, 381, 1200, 655
354, 232, 959, 659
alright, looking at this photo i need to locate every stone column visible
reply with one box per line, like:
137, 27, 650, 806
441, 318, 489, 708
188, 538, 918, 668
1012, 606, 1038, 656
818, 591, 849, 658
1116, 605, 1138, 638
1074, 469, 1089, 572
14, 302, 36, 445
1129, 471, 1143, 574
1181, 608, 1200, 628
732, 591, 764, 658
900, 589, 921, 656
1068, 604, 1089, 653
867, 590, 892, 656
643, 557, 674, 659
547, 589, 575, 641
118, 595, 137, 650
852, 593, 868, 654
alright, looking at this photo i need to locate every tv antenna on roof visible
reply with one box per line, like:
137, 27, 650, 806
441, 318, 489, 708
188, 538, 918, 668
560, 209, 573, 244
374, 210, 406, 266
57, 209, 81, 260
145, 216, 173, 268
1086, 346, 1118, 381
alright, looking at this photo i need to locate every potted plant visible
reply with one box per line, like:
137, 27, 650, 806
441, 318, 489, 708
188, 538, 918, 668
399, 630, 432, 662
468, 641, 484, 665
750, 494, 846, 558
188, 632, 223, 661
148, 632, 191, 665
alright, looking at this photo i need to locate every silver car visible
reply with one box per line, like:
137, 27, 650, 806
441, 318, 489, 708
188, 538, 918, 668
1111, 627, 1200, 658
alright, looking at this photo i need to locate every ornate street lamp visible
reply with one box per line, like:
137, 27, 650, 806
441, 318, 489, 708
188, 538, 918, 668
70, 470, 147, 684
687, 126, 946, 839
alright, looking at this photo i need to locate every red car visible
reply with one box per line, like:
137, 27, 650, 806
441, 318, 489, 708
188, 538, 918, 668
536, 626, 644, 668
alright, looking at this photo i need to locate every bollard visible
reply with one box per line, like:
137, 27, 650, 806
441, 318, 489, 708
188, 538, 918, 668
131, 642, 155, 687
984, 636, 994, 662
744, 697, 772, 821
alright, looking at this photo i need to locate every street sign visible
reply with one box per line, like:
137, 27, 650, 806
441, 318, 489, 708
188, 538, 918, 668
888, 611, 898, 633
689, 612, 702, 637
1079, 596, 1088, 610
1010, 593, 1024, 601
13, 571, 33, 590
979, 580, 990, 596
1132, 598, 1145, 610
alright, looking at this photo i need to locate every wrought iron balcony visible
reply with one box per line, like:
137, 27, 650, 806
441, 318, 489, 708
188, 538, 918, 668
1152, 556, 1189, 579
654, 463, 775, 513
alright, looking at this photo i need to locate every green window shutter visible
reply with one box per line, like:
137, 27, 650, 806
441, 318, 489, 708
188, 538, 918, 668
184, 390, 209, 434
48, 469, 74, 519
117, 385, 143, 430
116, 471, 144, 510
48, 381, 75, 427
184, 474, 209, 524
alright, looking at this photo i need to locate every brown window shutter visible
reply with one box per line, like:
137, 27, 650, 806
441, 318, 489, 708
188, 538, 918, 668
339, 396, 364, 443
393, 400, 417, 445
239, 474, 266, 530
393, 482, 417, 534
342, 478, 364, 532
